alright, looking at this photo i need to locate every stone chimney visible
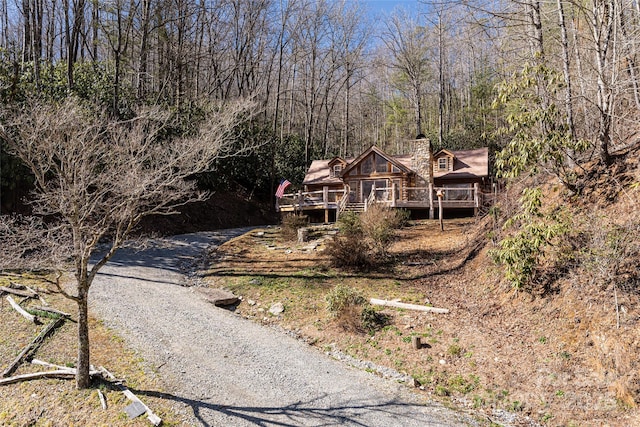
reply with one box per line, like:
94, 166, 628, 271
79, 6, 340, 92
411, 135, 434, 187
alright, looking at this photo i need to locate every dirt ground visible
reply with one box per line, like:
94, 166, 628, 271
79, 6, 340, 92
0, 276, 184, 426
205, 215, 640, 427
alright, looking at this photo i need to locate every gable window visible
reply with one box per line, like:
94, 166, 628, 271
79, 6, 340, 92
375, 154, 388, 173
361, 156, 374, 174
438, 157, 449, 171
331, 164, 343, 177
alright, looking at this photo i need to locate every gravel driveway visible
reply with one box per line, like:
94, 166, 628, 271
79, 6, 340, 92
90, 229, 474, 426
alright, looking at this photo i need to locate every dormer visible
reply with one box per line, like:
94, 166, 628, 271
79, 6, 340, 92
433, 149, 455, 173
328, 157, 347, 177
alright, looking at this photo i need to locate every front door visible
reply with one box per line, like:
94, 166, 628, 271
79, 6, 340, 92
361, 179, 388, 201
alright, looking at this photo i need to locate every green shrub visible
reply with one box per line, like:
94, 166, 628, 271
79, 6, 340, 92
490, 187, 569, 292
360, 305, 389, 333
325, 285, 388, 333
337, 211, 362, 236
325, 234, 371, 270
328, 204, 406, 269
325, 284, 365, 317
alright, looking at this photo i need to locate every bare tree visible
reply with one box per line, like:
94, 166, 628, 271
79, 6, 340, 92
0, 97, 255, 388
381, 10, 431, 138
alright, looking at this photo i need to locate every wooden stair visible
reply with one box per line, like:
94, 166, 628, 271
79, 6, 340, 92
344, 202, 365, 212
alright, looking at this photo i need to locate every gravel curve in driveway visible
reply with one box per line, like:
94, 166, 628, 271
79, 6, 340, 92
90, 229, 475, 426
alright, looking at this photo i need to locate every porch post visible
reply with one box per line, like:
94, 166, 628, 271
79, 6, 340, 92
437, 189, 444, 231
473, 182, 479, 215
391, 183, 397, 208
428, 183, 434, 219
323, 186, 329, 209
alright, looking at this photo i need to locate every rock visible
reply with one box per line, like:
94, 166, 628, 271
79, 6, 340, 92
249, 278, 261, 285
248, 299, 257, 306
297, 227, 309, 243
269, 302, 285, 315
124, 401, 147, 419
255, 231, 265, 237
197, 288, 240, 307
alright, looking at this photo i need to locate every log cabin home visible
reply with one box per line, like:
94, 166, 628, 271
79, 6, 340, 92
276, 137, 492, 223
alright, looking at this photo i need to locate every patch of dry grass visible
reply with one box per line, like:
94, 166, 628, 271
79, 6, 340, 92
0, 274, 186, 426
204, 216, 640, 426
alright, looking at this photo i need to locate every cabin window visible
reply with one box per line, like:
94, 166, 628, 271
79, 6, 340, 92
375, 154, 388, 173
361, 156, 374, 174
391, 165, 400, 173
331, 164, 342, 177
438, 157, 449, 171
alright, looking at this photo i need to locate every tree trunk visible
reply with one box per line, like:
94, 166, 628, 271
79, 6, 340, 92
76, 289, 91, 389
63, 0, 73, 90
592, 0, 614, 165
557, 0, 576, 167
438, 12, 444, 147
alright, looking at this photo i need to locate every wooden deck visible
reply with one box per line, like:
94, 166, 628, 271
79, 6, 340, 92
277, 184, 489, 216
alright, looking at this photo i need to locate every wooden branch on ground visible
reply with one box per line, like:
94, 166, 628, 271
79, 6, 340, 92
99, 366, 162, 426
6, 295, 36, 322
30, 359, 73, 371
369, 298, 449, 314
1, 317, 65, 378
7, 282, 27, 290
0, 369, 100, 386
25, 286, 49, 306
31, 306, 71, 318
98, 389, 108, 409
0, 286, 37, 298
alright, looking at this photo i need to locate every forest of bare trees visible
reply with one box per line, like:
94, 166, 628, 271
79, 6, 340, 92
2, 0, 640, 200
2, 0, 640, 391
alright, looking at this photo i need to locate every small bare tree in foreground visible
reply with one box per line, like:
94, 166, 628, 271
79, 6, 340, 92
0, 97, 254, 388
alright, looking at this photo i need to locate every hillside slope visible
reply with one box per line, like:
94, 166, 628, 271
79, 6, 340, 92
205, 144, 640, 426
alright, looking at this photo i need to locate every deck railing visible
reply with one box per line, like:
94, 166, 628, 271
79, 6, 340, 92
276, 188, 347, 212
276, 184, 486, 212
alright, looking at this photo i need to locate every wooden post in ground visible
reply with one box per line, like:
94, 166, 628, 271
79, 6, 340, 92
428, 183, 434, 219
437, 189, 444, 231
412, 336, 422, 350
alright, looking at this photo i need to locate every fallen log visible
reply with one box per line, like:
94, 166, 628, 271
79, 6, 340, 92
31, 359, 73, 371
0, 369, 100, 386
99, 367, 162, 426
6, 295, 36, 322
1, 317, 65, 378
369, 298, 449, 314
0, 286, 37, 298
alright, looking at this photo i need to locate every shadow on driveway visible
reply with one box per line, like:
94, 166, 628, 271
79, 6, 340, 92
134, 387, 453, 427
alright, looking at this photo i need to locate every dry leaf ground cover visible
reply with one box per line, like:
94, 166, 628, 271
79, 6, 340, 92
0, 275, 185, 426
204, 216, 640, 427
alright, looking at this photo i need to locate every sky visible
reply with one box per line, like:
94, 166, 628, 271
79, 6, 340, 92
363, 0, 422, 16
